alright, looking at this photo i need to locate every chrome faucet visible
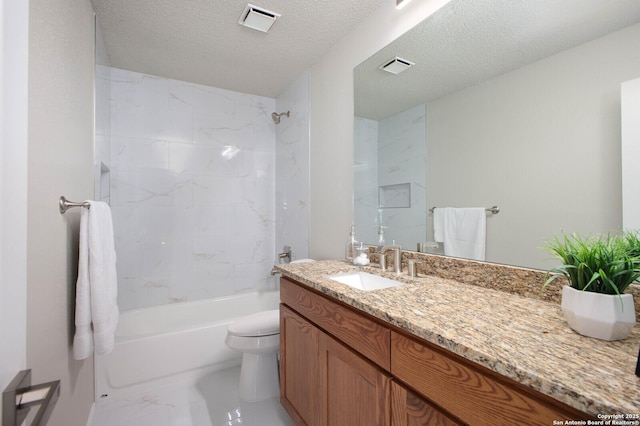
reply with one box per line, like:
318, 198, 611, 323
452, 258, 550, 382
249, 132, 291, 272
379, 244, 402, 274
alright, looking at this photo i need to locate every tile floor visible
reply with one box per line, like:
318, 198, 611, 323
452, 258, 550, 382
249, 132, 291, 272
92, 366, 295, 426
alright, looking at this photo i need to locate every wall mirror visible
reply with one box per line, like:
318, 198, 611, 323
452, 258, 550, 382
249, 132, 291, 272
353, 0, 640, 270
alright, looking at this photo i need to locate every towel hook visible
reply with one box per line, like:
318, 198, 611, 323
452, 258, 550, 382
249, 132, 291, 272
59, 196, 90, 214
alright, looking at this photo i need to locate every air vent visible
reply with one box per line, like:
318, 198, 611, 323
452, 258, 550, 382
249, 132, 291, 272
379, 57, 415, 75
238, 4, 281, 33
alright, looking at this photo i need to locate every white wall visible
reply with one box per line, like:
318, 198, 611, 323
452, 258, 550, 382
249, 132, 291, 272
110, 68, 277, 310
0, 0, 28, 418
275, 70, 311, 262
27, 0, 96, 424
426, 23, 640, 269
309, 0, 451, 259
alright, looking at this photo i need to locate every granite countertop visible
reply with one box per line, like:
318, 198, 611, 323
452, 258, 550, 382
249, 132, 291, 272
273, 259, 640, 418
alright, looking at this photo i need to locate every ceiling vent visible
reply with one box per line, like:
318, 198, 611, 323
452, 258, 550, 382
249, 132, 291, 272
238, 4, 281, 33
379, 57, 415, 75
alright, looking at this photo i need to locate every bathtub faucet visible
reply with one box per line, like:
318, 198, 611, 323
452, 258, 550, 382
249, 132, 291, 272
278, 246, 291, 264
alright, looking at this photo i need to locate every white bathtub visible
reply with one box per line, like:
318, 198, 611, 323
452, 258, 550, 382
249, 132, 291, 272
94, 291, 281, 399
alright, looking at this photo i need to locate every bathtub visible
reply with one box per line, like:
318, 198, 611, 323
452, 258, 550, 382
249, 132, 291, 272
94, 291, 280, 399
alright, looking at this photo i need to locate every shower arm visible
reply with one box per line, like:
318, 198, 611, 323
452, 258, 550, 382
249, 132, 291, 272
271, 111, 290, 124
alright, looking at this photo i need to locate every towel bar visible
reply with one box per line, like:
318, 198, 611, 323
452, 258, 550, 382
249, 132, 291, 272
429, 206, 500, 214
2, 369, 60, 426
59, 196, 90, 214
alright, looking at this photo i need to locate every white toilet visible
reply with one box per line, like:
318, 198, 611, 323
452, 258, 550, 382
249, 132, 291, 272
225, 309, 281, 402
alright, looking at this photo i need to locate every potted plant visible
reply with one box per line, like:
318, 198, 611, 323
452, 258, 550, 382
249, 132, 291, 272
542, 231, 640, 340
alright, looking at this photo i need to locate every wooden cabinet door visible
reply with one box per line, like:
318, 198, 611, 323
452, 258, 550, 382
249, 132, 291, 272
280, 305, 322, 425
319, 332, 391, 426
391, 382, 462, 426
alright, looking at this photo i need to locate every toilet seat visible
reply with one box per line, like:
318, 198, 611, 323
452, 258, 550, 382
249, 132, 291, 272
227, 309, 280, 337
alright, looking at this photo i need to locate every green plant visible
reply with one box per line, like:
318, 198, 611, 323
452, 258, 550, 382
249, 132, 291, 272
622, 229, 640, 258
542, 232, 640, 296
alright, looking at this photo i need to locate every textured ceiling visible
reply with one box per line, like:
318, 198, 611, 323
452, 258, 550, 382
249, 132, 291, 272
91, 0, 388, 98
355, 0, 640, 120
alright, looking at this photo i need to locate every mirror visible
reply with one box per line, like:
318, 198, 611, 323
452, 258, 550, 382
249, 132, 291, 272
354, 0, 640, 270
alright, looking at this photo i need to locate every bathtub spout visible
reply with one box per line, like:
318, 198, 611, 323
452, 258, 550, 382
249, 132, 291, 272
278, 246, 291, 264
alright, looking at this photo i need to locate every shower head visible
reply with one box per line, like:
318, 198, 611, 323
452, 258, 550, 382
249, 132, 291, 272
272, 111, 290, 124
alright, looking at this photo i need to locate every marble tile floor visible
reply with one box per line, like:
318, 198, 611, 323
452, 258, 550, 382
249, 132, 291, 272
92, 366, 295, 426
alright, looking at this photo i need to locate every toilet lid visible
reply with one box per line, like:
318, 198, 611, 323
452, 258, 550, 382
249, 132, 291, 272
228, 309, 280, 337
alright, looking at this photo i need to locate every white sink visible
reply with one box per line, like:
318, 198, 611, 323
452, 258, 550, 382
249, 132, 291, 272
326, 271, 404, 291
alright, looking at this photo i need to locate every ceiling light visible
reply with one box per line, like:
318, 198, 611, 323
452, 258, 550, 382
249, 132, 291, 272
396, 0, 415, 9
379, 57, 415, 75
238, 4, 281, 33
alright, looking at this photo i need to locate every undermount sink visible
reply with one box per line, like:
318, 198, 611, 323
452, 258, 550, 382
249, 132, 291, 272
326, 271, 404, 291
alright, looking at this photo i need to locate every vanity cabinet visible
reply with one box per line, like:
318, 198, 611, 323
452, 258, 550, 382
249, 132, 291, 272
280, 305, 391, 425
391, 382, 462, 426
391, 332, 588, 425
279, 277, 590, 426
279, 273, 392, 425
280, 305, 322, 424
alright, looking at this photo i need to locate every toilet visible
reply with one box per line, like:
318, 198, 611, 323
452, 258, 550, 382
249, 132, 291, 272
226, 258, 315, 401
225, 309, 281, 402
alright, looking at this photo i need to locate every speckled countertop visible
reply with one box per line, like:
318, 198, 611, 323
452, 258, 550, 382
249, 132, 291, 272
273, 258, 640, 418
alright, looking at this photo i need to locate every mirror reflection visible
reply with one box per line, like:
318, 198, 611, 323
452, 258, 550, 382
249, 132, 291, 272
353, 0, 640, 270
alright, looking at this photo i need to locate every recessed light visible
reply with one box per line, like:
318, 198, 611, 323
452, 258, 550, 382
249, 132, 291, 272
238, 3, 281, 33
379, 57, 415, 75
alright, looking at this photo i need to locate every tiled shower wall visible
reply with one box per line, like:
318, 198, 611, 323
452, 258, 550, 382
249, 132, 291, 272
94, 22, 111, 203
110, 68, 277, 310
377, 104, 427, 248
353, 117, 379, 246
354, 104, 426, 249
275, 71, 310, 262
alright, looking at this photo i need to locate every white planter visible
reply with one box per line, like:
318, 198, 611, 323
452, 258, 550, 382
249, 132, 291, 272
561, 285, 636, 341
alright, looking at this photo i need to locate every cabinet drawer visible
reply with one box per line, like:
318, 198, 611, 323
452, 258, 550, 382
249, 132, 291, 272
280, 277, 391, 370
391, 332, 588, 426
391, 381, 462, 426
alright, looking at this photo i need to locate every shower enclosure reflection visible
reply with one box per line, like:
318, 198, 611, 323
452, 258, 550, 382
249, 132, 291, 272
354, 104, 427, 251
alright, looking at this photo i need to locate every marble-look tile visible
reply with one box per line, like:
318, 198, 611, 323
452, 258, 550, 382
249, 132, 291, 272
378, 104, 427, 248
92, 366, 294, 426
111, 69, 194, 144
275, 71, 310, 261
354, 105, 427, 247
110, 68, 277, 310
112, 136, 170, 170
354, 117, 379, 245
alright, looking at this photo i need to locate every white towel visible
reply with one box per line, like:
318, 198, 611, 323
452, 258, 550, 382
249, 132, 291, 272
433, 208, 445, 243
438, 207, 486, 261
73, 201, 119, 360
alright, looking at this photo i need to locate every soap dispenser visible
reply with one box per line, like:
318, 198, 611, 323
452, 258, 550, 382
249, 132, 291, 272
376, 226, 387, 252
345, 225, 358, 261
